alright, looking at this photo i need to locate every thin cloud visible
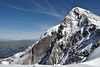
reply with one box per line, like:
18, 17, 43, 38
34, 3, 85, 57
8, 5, 34, 12
37, 0, 64, 17
37, 10, 63, 17
33, 1, 46, 10
44, 0, 57, 13
5, 0, 63, 18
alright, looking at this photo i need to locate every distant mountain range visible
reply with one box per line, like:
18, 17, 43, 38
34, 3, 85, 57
0, 40, 37, 59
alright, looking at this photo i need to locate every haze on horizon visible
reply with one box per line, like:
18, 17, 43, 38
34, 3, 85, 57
0, 0, 100, 40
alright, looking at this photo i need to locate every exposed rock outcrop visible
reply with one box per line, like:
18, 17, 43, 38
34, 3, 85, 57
0, 7, 100, 65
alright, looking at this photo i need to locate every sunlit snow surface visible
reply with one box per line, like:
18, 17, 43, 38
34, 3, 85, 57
0, 46, 100, 67
0, 64, 99, 67
82, 46, 100, 66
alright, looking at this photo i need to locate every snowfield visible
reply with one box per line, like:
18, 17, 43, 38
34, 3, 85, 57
0, 46, 100, 67
82, 46, 100, 66
0, 64, 99, 67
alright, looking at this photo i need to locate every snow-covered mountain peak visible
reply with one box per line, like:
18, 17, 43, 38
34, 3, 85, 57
41, 7, 100, 40
46, 7, 100, 65
71, 7, 90, 14
60, 7, 100, 37
66, 7, 100, 22
0, 7, 100, 65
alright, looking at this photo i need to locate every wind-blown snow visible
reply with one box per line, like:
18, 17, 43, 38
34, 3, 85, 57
46, 24, 60, 35
40, 24, 60, 39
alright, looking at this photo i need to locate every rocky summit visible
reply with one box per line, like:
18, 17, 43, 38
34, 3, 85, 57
0, 7, 100, 65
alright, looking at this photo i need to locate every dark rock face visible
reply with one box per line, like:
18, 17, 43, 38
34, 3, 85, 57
31, 32, 57, 64
23, 32, 57, 64
0, 7, 100, 65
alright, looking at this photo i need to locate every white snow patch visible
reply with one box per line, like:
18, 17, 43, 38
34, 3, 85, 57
14, 52, 24, 58
81, 46, 100, 66
40, 24, 60, 39
82, 58, 100, 66
86, 46, 100, 61
1, 61, 9, 65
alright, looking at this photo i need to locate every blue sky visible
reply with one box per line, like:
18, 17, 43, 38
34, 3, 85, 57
0, 0, 100, 40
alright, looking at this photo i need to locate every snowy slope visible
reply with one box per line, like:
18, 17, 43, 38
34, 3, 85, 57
86, 46, 100, 61
0, 64, 95, 67
0, 60, 100, 67
82, 46, 100, 66
0, 7, 100, 65
45, 7, 100, 65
